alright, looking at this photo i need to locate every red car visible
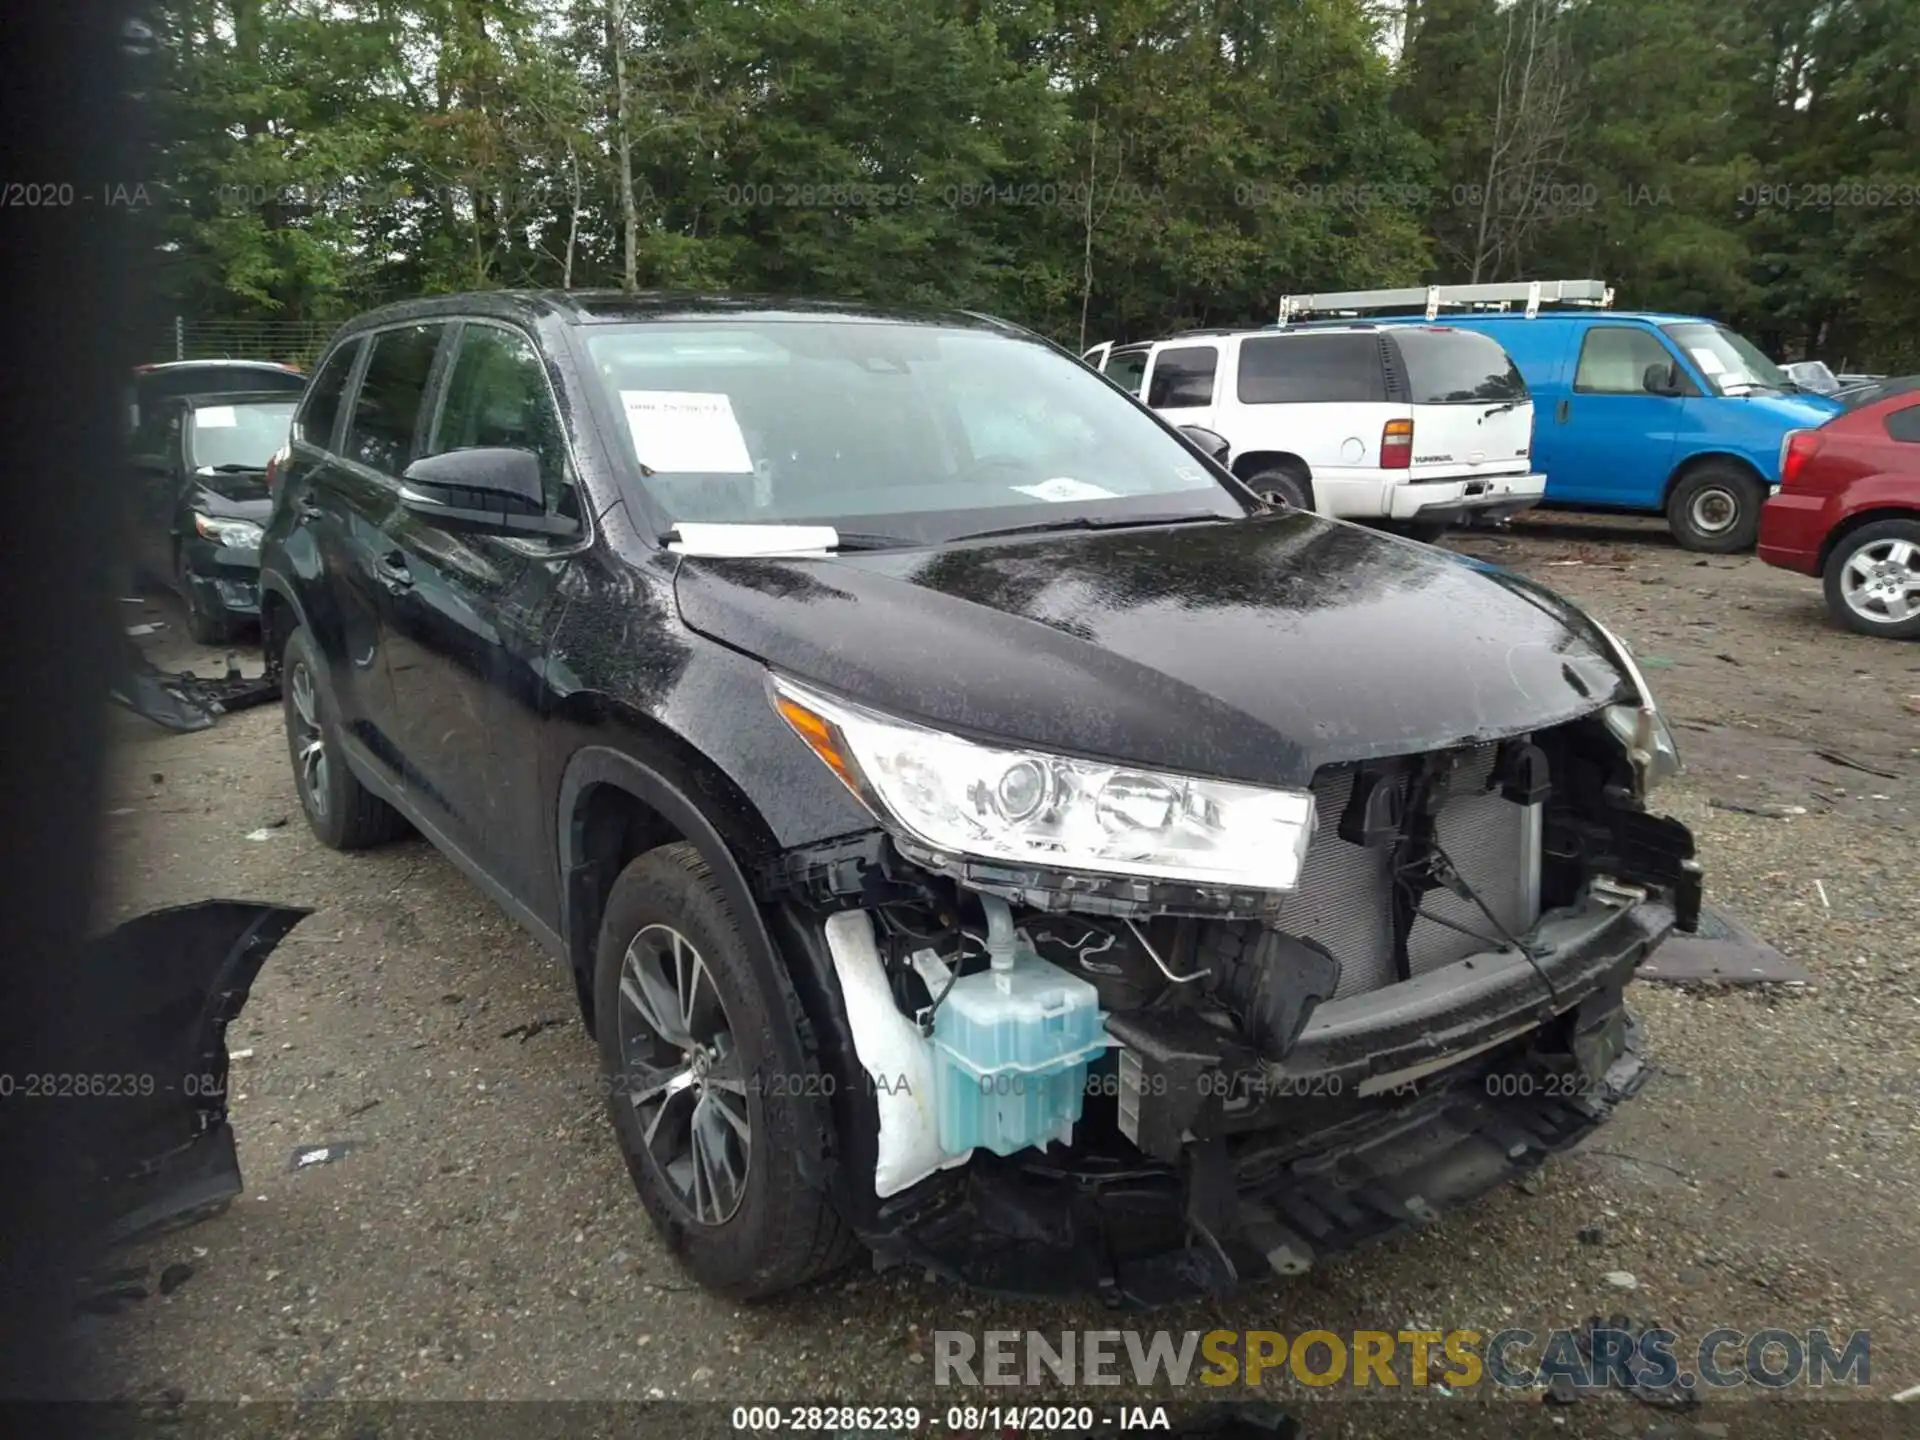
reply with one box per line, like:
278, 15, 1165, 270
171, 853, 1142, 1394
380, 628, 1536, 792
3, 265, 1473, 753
1758, 377, 1920, 638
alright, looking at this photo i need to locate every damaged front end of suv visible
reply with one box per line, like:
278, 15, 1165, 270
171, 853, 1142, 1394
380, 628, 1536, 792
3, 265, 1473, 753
734, 552, 1700, 1307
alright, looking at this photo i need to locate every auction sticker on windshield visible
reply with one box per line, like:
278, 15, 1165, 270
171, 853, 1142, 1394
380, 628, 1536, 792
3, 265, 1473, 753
1689, 349, 1726, 376
621, 390, 754, 473
195, 406, 238, 428
1014, 476, 1117, 502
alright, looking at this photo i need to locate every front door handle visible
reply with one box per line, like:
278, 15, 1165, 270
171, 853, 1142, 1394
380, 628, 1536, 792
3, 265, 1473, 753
374, 551, 413, 593
1555, 398, 1571, 424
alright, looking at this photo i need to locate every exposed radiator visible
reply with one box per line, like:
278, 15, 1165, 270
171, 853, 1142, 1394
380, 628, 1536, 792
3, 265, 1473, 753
1275, 743, 1542, 1002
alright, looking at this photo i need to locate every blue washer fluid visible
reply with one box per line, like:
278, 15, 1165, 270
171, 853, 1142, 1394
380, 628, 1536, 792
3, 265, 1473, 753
929, 941, 1109, 1157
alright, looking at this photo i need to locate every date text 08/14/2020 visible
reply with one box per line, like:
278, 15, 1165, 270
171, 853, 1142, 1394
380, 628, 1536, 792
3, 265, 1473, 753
730, 1405, 1174, 1432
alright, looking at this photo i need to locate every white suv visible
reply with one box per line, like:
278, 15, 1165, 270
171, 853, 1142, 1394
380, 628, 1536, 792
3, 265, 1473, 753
1084, 324, 1545, 537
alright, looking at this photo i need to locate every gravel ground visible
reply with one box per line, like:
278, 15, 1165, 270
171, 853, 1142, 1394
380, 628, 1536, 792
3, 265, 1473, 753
75, 516, 1920, 1434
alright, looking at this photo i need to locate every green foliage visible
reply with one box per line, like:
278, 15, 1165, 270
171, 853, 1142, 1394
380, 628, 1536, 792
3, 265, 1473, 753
151, 0, 1920, 367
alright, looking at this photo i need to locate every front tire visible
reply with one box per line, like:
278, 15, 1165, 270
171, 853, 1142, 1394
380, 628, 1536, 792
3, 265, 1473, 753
280, 626, 410, 850
1822, 519, 1920, 639
1666, 463, 1765, 553
594, 842, 854, 1298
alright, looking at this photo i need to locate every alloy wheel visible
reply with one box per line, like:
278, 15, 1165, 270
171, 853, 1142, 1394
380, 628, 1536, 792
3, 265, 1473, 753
287, 661, 330, 821
1840, 537, 1920, 625
615, 923, 750, 1226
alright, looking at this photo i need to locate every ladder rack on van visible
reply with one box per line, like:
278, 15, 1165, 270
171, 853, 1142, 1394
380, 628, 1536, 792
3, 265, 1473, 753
1275, 280, 1614, 326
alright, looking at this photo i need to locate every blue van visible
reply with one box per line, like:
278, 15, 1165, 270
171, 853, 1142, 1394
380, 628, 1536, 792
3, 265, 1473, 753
1281, 287, 1843, 552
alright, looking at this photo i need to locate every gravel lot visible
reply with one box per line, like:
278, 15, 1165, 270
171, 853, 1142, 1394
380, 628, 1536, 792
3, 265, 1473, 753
78, 515, 1920, 1433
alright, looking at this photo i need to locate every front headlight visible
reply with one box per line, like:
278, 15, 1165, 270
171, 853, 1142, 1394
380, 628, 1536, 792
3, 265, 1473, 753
1591, 621, 1681, 793
770, 674, 1318, 891
194, 513, 264, 549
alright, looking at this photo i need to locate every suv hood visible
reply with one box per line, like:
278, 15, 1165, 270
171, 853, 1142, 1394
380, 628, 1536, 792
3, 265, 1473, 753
672, 513, 1632, 788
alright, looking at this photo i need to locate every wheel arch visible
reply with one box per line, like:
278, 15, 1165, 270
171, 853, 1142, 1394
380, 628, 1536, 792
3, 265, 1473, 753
555, 727, 838, 1190
257, 574, 307, 672
1232, 449, 1311, 482
1817, 505, 1920, 574
1661, 450, 1766, 512
554, 721, 784, 1034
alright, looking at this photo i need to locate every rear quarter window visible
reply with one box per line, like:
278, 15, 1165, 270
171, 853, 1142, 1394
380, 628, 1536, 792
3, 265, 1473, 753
1236, 335, 1386, 404
1103, 347, 1150, 397
1391, 328, 1528, 404
1146, 345, 1218, 408
1886, 404, 1920, 443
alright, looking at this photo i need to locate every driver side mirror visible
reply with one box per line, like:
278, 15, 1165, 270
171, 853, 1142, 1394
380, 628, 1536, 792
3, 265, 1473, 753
1642, 362, 1685, 397
399, 448, 578, 538
1179, 425, 1231, 465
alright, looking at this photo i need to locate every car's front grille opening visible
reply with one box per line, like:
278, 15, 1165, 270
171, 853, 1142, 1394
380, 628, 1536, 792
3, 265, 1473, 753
1276, 742, 1544, 1002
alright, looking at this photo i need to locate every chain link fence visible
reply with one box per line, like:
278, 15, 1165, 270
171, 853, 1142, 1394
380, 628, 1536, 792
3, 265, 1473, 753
160, 317, 341, 369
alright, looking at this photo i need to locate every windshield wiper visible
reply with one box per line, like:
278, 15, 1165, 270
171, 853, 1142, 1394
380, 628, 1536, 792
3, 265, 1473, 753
204, 463, 268, 473
1481, 399, 1523, 417
948, 512, 1228, 543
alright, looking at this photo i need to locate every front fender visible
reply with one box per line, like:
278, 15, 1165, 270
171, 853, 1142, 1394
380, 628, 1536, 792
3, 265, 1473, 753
553, 743, 838, 1192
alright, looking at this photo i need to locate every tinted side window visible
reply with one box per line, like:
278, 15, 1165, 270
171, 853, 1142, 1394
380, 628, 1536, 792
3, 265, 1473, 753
1887, 405, 1920, 443
1103, 346, 1150, 396
1147, 346, 1218, 408
344, 323, 446, 475
1573, 326, 1676, 394
430, 323, 579, 518
132, 397, 183, 462
298, 341, 360, 449
1237, 335, 1386, 403
1392, 328, 1528, 404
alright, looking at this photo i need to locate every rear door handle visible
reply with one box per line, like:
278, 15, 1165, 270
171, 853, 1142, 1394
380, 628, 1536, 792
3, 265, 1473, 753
1555, 399, 1571, 424
374, 551, 413, 593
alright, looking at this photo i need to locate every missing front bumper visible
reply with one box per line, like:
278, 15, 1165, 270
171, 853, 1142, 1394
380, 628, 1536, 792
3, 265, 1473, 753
835, 889, 1664, 1305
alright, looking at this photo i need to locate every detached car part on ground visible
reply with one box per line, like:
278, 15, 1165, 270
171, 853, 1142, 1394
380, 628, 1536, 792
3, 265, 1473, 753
76, 902, 310, 1249
258, 293, 1702, 1305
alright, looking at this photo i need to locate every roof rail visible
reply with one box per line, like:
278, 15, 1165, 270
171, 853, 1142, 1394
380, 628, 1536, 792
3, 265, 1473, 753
1276, 279, 1614, 325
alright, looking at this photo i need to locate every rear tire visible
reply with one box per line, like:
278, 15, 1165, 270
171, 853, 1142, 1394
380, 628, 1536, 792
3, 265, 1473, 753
1822, 519, 1920, 640
595, 842, 855, 1298
280, 626, 410, 850
1666, 463, 1765, 553
1242, 462, 1314, 513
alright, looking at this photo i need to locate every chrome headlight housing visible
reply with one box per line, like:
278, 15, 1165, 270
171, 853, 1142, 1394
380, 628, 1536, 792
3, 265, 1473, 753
770, 674, 1318, 891
193, 512, 264, 550
1591, 621, 1681, 794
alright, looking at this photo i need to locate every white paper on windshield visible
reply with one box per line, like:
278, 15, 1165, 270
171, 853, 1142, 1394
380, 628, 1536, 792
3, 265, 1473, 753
668, 522, 839, 557
1688, 348, 1726, 376
195, 406, 238, 428
1013, 476, 1118, 503
621, 390, 754, 473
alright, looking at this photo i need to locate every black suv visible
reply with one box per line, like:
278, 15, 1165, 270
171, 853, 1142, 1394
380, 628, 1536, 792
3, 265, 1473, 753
260, 291, 1702, 1304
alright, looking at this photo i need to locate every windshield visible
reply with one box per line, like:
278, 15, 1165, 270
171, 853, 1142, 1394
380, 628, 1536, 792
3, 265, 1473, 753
1661, 322, 1791, 396
186, 401, 297, 470
582, 321, 1239, 540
